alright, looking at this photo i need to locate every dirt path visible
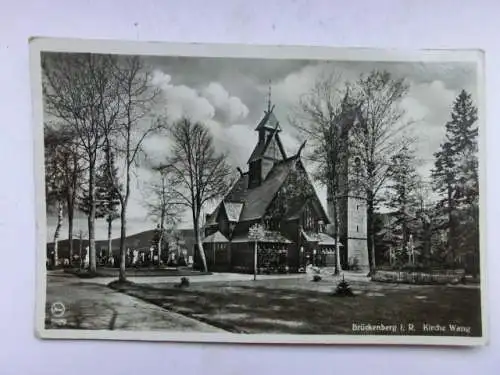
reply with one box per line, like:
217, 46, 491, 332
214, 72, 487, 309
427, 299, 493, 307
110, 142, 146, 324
45, 275, 224, 332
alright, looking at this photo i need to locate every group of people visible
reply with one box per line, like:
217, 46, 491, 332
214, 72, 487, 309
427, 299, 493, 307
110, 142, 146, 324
46, 246, 191, 270
98, 247, 190, 268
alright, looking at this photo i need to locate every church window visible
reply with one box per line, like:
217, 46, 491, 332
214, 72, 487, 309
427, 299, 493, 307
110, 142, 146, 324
356, 225, 359, 232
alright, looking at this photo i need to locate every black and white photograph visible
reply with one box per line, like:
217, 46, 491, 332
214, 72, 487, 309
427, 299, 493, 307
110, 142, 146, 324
31, 38, 486, 345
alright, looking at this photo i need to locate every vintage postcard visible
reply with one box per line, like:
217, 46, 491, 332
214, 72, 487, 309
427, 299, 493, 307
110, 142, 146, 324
30, 38, 487, 346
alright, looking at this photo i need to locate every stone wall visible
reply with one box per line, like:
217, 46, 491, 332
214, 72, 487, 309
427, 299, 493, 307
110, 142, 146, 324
371, 269, 466, 285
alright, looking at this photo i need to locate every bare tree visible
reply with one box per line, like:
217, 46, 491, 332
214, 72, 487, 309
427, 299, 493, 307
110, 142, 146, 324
351, 70, 413, 272
101, 56, 164, 282
42, 53, 121, 273
290, 74, 357, 275
143, 165, 182, 264
165, 118, 232, 272
44, 123, 85, 265
98, 145, 121, 258
44, 146, 63, 266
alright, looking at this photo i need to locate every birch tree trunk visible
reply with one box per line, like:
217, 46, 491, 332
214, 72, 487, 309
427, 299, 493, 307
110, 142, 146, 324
53, 200, 63, 266
327, 177, 342, 275
67, 206, 74, 266
88, 164, 97, 274
157, 231, 163, 266
119, 204, 128, 282
107, 216, 113, 258
118, 151, 131, 281
367, 189, 376, 273
333, 202, 342, 275
158, 211, 165, 266
194, 212, 208, 272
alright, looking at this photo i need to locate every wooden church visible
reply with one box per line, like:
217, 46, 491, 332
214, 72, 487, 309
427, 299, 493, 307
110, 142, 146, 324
199, 100, 341, 274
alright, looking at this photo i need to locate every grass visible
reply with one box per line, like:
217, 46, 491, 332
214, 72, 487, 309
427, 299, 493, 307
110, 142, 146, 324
109, 278, 482, 336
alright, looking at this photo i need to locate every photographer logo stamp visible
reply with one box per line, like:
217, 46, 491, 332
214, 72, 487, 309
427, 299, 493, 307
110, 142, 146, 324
50, 301, 67, 326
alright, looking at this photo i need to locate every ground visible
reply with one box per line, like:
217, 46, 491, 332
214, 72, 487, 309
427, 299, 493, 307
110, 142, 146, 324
45, 274, 222, 332
45, 270, 482, 336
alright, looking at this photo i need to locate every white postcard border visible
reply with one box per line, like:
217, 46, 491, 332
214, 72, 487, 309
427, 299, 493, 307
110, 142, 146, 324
30, 37, 488, 346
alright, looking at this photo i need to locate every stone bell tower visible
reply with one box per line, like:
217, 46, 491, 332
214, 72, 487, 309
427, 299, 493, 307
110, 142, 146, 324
330, 96, 369, 271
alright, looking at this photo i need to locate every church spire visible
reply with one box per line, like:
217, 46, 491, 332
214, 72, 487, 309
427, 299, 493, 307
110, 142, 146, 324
267, 79, 272, 113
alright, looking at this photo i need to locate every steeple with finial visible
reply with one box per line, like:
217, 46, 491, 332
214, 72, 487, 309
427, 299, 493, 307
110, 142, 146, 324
255, 80, 280, 139
267, 79, 272, 113
246, 80, 287, 188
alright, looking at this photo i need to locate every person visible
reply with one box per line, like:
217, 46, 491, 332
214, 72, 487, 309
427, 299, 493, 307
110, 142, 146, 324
132, 249, 139, 266
84, 246, 90, 269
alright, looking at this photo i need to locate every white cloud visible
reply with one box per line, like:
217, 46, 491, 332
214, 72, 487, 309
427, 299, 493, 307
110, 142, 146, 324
270, 62, 360, 112
199, 122, 257, 168
151, 70, 215, 122
201, 82, 249, 122
271, 64, 325, 107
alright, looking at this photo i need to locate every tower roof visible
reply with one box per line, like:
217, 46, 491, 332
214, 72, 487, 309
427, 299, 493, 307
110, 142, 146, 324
247, 121, 285, 163
255, 107, 282, 132
255, 81, 281, 132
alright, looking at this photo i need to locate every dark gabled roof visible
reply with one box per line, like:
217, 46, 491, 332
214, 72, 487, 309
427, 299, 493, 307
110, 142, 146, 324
247, 141, 267, 164
224, 156, 299, 222
280, 162, 330, 224
255, 109, 282, 132
248, 121, 287, 164
247, 133, 287, 164
223, 202, 244, 222
202, 230, 229, 243
205, 205, 220, 226
212, 154, 330, 224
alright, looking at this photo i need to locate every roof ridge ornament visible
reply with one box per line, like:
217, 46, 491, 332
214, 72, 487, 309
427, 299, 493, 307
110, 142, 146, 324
296, 140, 307, 157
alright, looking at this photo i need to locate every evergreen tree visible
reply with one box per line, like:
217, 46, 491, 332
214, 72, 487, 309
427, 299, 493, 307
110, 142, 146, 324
79, 180, 107, 219
431, 90, 478, 263
385, 145, 420, 261
100, 145, 122, 258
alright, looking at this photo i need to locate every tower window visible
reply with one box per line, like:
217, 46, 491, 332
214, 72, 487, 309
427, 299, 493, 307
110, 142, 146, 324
356, 225, 359, 232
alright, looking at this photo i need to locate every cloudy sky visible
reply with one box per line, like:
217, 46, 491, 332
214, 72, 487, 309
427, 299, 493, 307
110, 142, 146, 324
46, 54, 478, 241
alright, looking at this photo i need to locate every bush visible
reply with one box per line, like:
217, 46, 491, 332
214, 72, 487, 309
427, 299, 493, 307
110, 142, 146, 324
312, 275, 322, 282
333, 275, 355, 297
175, 276, 190, 288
